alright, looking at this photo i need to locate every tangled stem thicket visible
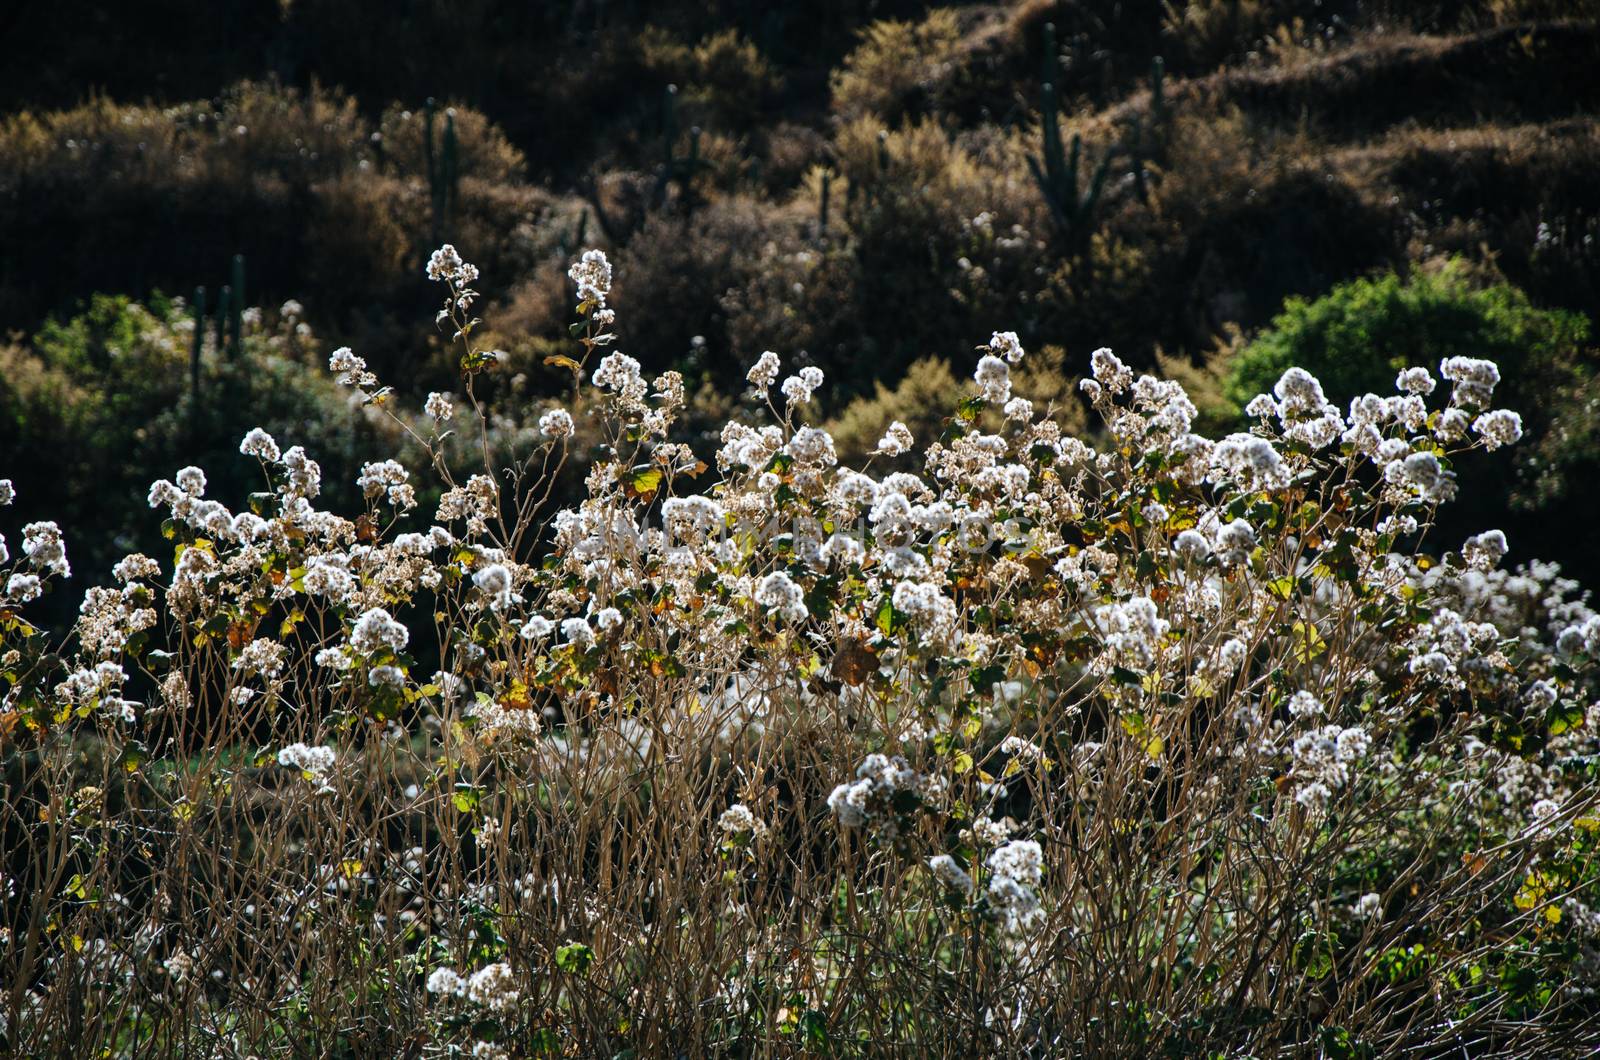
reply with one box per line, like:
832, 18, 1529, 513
3, 247, 1600, 1058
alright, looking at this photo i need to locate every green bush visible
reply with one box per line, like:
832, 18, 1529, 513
1219, 260, 1600, 584
1224, 260, 1591, 412
0, 294, 397, 601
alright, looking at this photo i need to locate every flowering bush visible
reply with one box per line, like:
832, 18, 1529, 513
2, 247, 1598, 1057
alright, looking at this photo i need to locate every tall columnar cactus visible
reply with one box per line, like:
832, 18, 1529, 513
1129, 56, 1170, 206
1149, 54, 1168, 126
424, 99, 460, 244
654, 84, 705, 211
214, 284, 232, 357
229, 254, 245, 359
683, 125, 702, 202
556, 207, 591, 259
661, 84, 679, 176
818, 168, 832, 240
571, 208, 588, 255
1027, 24, 1111, 254
190, 285, 207, 438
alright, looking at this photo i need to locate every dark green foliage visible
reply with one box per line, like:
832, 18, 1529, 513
1223, 260, 1600, 580
1027, 25, 1112, 253
230, 254, 246, 358
0, 1, 1598, 586
818, 168, 832, 239
425, 99, 461, 245
0, 295, 393, 619
189, 286, 206, 435
1225, 261, 1591, 411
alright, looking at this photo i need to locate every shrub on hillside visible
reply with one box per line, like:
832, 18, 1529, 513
0, 295, 394, 600
831, 8, 967, 124
1223, 260, 1596, 502
0, 83, 550, 350
2, 247, 1598, 1056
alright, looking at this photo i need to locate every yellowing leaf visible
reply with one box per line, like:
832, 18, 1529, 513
628, 468, 663, 500
1291, 621, 1327, 664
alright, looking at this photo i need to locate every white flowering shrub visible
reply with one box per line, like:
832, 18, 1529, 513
2, 247, 1599, 1057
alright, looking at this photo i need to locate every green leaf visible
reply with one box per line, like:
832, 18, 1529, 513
875, 598, 899, 637
1547, 699, 1585, 737
452, 786, 481, 814
799, 1008, 830, 1047
1291, 620, 1326, 664
555, 942, 594, 975
630, 468, 663, 498
117, 741, 149, 774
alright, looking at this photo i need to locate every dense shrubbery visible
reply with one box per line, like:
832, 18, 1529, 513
2, 249, 1598, 1056
4, 7, 1600, 1046
1224, 262, 1589, 410
0, 295, 400, 620
1211, 261, 1600, 575
9, 6, 1600, 587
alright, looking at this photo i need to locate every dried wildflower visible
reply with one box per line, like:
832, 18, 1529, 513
238, 427, 280, 462
350, 608, 409, 655
568, 248, 612, 307
424, 392, 455, 421
540, 407, 575, 438
988, 330, 1025, 365
974, 355, 1011, 405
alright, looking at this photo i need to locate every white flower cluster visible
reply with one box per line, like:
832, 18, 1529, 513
974, 355, 1011, 404
927, 854, 974, 894
1462, 529, 1508, 572
1439, 355, 1501, 409
239, 427, 281, 462
277, 743, 337, 791
425, 391, 455, 422
828, 754, 941, 835
754, 571, 807, 622
747, 350, 781, 392
1091, 595, 1170, 669
1210, 434, 1289, 492
988, 330, 1025, 365
21, 522, 69, 577
350, 607, 409, 655
592, 352, 646, 405
328, 346, 377, 390
1407, 608, 1503, 688
568, 248, 612, 307
781, 366, 824, 405
717, 803, 767, 837
985, 839, 1045, 938
875, 421, 914, 457
1289, 724, 1371, 812
539, 407, 575, 438
357, 460, 414, 508
428, 962, 520, 1014
472, 563, 516, 610
1085, 347, 1133, 395
426, 243, 480, 288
